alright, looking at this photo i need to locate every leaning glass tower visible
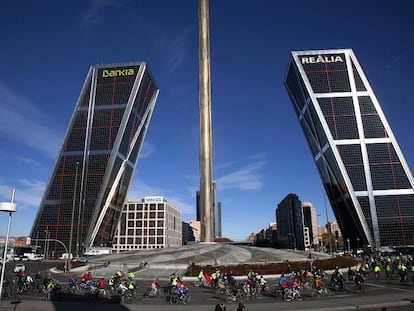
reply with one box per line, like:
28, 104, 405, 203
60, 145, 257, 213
30, 62, 159, 257
285, 49, 414, 249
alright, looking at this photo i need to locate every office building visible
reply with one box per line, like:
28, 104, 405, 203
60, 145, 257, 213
30, 62, 159, 257
182, 222, 196, 245
302, 202, 318, 247
188, 220, 201, 242
276, 193, 305, 250
197, 182, 222, 238
285, 49, 414, 248
113, 197, 182, 251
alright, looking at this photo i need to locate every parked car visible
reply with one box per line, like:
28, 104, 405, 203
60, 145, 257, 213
13, 263, 25, 273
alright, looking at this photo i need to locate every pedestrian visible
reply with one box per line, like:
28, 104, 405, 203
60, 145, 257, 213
236, 302, 246, 311
215, 303, 226, 311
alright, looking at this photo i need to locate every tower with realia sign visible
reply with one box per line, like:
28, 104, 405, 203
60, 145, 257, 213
30, 62, 159, 257
285, 49, 414, 249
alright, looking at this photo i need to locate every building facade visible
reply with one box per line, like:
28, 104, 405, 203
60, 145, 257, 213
188, 220, 201, 242
302, 202, 318, 247
182, 222, 196, 245
197, 182, 222, 238
285, 49, 414, 248
113, 197, 182, 251
30, 62, 159, 257
276, 193, 305, 250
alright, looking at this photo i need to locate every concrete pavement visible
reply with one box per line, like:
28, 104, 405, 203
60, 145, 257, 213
82, 243, 332, 279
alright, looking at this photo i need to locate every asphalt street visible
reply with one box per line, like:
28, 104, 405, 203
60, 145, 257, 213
1, 244, 413, 311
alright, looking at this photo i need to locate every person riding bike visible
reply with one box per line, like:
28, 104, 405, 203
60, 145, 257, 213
354, 271, 364, 290
314, 274, 324, 292
331, 267, 344, 290
399, 263, 408, 284
278, 273, 288, 295
68, 276, 78, 288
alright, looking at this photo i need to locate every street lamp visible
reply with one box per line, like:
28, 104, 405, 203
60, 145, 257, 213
316, 214, 325, 252
347, 238, 350, 254
0, 189, 17, 301
68, 161, 79, 271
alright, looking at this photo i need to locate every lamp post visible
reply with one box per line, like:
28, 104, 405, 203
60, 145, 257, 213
68, 161, 79, 271
0, 189, 17, 301
44, 228, 49, 260
317, 213, 324, 252
347, 238, 350, 254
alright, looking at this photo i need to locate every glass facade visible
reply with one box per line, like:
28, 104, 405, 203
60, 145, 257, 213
276, 193, 305, 250
285, 49, 414, 248
30, 62, 159, 257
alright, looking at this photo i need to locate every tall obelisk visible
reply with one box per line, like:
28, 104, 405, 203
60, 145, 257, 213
198, 0, 214, 242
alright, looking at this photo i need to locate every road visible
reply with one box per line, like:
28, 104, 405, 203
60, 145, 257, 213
0, 260, 413, 311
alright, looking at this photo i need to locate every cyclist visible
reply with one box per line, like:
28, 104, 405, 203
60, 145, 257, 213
355, 271, 364, 290
331, 267, 344, 290
149, 278, 159, 296
278, 273, 288, 295
373, 264, 380, 279
118, 280, 128, 299
128, 271, 136, 280
259, 275, 267, 294
198, 269, 203, 283
314, 274, 324, 292
399, 263, 408, 284
68, 275, 78, 288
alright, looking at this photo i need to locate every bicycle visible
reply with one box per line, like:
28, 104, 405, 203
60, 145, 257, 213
283, 286, 303, 302
169, 291, 191, 304
143, 286, 164, 298
399, 272, 408, 285
194, 278, 212, 288
311, 287, 330, 298
122, 289, 141, 304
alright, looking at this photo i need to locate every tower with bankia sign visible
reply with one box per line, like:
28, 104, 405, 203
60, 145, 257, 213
285, 49, 414, 249
30, 62, 159, 257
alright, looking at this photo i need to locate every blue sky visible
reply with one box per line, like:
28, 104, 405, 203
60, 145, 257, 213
0, 0, 413, 240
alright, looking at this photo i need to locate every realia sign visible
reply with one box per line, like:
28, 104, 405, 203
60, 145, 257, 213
301, 55, 344, 64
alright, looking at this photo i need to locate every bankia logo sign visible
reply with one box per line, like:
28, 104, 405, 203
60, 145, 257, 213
102, 68, 135, 77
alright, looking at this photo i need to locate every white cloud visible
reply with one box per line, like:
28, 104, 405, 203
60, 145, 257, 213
127, 178, 195, 215
0, 84, 61, 158
80, 0, 131, 27
139, 141, 156, 159
215, 160, 267, 191
0, 179, 44, 211
156, 28, 191, 74
17, 157, 44, 170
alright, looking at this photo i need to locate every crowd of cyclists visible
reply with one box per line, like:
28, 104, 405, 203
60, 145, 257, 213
194, 251, 414, 303
3, 268, 163, 303
2, 250, 413, 305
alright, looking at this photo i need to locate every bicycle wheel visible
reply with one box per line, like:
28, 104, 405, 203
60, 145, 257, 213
311, 289, 319, 298
124, 294, 133, 304
157, 288, 164, 297
283, 291, 292, 302
183, 294, 191, 304
295, 292, 303, 301
169, 295, 179, 304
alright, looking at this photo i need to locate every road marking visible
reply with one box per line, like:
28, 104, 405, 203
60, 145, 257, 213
366, 283, 412, 292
